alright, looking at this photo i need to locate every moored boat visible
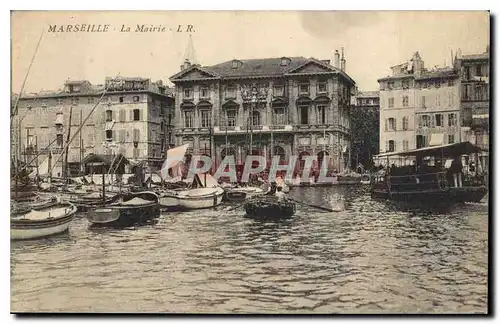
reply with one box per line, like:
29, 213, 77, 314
224, 186, 265, 202
69, 192, 121, 211
11, 202, 77, 240
86, 191, 160, 227
372, 141, 488, 204
244, 196, 296, 220
11, 194, 60, 216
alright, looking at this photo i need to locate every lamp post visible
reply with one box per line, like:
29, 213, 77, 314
249, 87, 258, 156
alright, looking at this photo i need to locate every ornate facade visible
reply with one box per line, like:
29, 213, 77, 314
170, 53, 356, 173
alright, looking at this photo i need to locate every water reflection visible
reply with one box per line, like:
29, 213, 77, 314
11, 187, 488, 313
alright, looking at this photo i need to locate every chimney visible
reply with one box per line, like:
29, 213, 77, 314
340, 47, 346, 71
334, 50, 340, 68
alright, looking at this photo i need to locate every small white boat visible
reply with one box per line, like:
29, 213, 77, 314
173, 173, 225, 210
11, 202, 77, 240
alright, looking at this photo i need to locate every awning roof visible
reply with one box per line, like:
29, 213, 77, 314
375, 142, 484, 159
82, 153, 129, 166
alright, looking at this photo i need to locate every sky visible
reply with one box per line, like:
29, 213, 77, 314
11, 11, 490, 94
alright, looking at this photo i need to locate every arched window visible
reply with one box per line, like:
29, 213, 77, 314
273, 146, 286, 163
106, 109, 113, 122
252, 111, 260, 126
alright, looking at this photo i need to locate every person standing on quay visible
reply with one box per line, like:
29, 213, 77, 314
451, 158, 463, 188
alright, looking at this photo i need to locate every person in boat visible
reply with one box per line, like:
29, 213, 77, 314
266, 183, 277, 195
274, 186, 286, 201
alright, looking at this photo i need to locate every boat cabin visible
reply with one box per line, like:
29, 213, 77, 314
371, 142, 487, 203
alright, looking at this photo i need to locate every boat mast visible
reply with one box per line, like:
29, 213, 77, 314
79, 109, 83, 175
64, 105, 73, 184
35, 136, 39, 187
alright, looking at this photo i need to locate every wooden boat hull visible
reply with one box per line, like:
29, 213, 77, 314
224, 190, 247, 202
371, 186, 488, 204
177, 188, 224, 210
244, 197, 296, 220
87, 191, 160, 227
158, 194, 180, 210
11, 203, 77, 240
70, 194, 120, 212
11, 196, 59, 216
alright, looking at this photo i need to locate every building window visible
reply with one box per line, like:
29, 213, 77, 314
57, 98, 63, 105
463, 67, 470, 80
133, 147, 139, 159
300, 106, 309, 125
475, 85, 484, 101
55, 112, 64, 125
421, 96, 426, 108
56, 134, 64, 146
388, 82, 395, 90
476, 65, 482, 77
226, 87, 236, 99
117, 96, 123, 103
252, 111, 260, 126
273, 108, 284, 125
273, 85, 284, 97
133, 96, 140, 102
71, 98, 79, 106
448, 134, 455, 144
435, 114, 443, 127
402, 116, 409, 130
317, 82, 327, 94
106, 109, 113, 122
317, 105, 326, 124
435, 80, 441, 88
106, 130, 113, 141
388, 140, 395, 152
226, 110, 236, 127
402, 95, 408, 107
133, 128, 140, 142
160, 121, 165, 133
133, 109, 140, 121
422, 115, 430, 127
388, 97, 394, 108
402, 80, 410, 89
184, 87, 193, 99
448, 113, 457, 127
299, 84, 309, 95
448, 79, 455, 87
201, 110, 210, 128
87, 97, 94, 104
403, 140, 409, 151
200, 87, 209, 98
386, 118, 395, 131
184, 110, 194, 128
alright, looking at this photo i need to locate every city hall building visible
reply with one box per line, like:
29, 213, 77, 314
169, 50, 356, 174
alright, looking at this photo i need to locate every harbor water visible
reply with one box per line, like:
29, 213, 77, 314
11, 186, 489, 313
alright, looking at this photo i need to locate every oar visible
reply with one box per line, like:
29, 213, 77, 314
289, 198, 340, 212
224, 203, 245, 211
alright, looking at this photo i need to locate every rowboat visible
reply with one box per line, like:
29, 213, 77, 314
244, 196, 296, 220
224, 186, 265, 202
11, 202, 77, 240
86, 191, 160, 227
11, 193, 60, 215
69, 192, 121, 211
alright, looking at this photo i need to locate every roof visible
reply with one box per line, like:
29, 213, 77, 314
81, 153, 129, 166
375, 142, 484, 159
461, 53, 489, 61
416, 68, 458, 81
170, 57, 356, 84
206, 57, 309, 78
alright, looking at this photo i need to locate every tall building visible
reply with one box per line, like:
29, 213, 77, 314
13, 77, 174, 176
456, 47, 490, 170
378, 52, 461, 161
351, 90, 380, 169
169, 50, 356, 174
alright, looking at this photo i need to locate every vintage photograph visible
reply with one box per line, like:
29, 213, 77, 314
10, 11, 490, 314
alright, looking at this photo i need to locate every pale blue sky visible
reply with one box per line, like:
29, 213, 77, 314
12, 11, 490, 94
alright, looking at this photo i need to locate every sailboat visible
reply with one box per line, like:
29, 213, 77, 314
157, 144, 224, 210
